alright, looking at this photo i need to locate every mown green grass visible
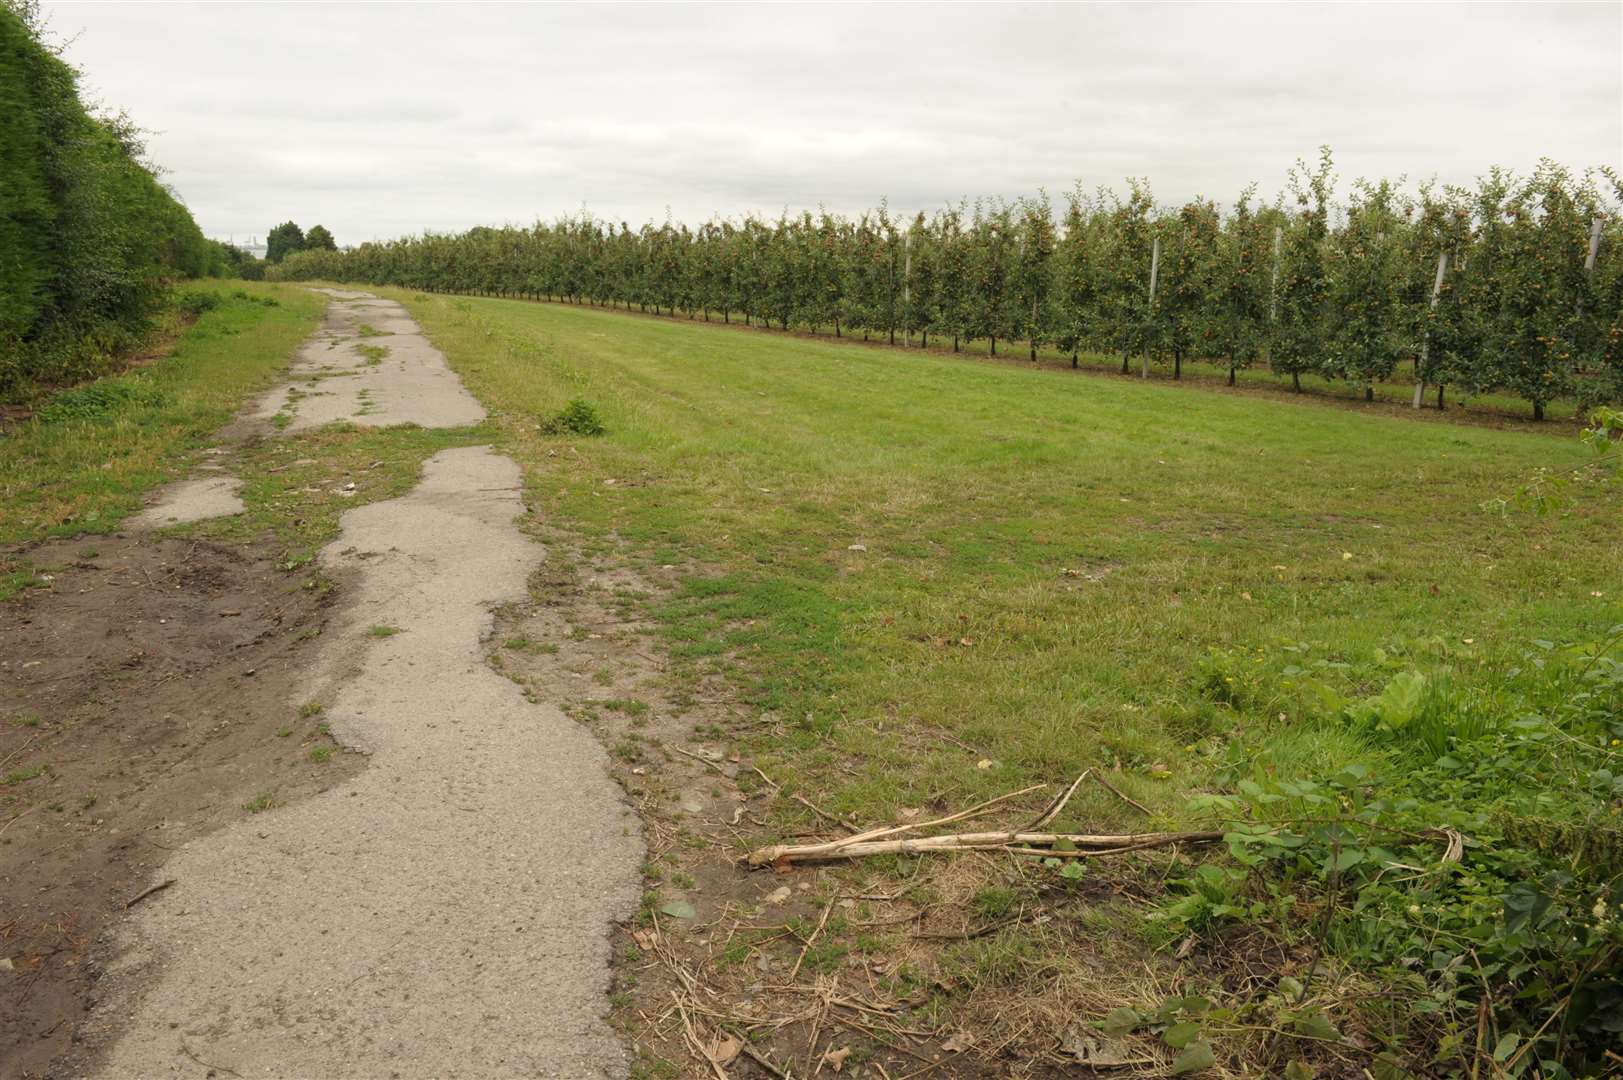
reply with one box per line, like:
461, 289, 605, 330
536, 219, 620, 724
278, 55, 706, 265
389, 289, 1620, 830
420, 294, 1589, 423
0, 280, 325, 546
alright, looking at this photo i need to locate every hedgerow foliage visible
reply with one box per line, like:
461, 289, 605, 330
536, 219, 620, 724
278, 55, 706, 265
272, 151, 1623, 418
0, 1, 220, 396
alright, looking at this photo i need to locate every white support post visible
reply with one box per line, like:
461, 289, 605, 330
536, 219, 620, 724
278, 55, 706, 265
902, 231, 912, 348
1574, 215, 1604, 324
1268, 226, 1282, 323
1143, 235, 1160, 378
1414, 250, 1449, 409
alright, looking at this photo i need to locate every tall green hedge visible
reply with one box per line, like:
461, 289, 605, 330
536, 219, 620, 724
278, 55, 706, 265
1, 3, 215, 396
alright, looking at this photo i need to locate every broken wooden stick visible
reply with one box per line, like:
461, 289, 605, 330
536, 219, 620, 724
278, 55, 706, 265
747, 773, 1207, 865
126, 877, 177, 909
747, 828, 1222, 866
746, 773, 1466, 867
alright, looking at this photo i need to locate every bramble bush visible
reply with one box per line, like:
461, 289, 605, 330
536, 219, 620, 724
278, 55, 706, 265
1153, 622, 1623, 1075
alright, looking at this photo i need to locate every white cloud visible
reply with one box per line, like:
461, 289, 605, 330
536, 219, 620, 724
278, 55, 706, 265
45, 0, 1623, 246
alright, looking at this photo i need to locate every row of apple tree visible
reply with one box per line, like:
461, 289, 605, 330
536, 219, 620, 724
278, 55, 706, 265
271, 151, 1623, 418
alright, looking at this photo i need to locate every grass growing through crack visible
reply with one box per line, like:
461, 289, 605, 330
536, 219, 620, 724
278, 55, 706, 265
175, 422, 493, 570
357, 343, 389, 365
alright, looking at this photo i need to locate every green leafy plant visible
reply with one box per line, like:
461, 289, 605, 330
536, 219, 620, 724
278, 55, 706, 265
36, 378, 166, 423
173, 288, 221, 319
1171, 625, 1623, 1075
538, 398, 606, 437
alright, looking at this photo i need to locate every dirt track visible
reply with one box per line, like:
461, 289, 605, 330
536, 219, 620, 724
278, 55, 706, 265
52, 292, 642, 1078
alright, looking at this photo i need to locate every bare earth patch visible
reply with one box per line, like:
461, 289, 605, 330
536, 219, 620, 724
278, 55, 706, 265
0, 535, 351, 1079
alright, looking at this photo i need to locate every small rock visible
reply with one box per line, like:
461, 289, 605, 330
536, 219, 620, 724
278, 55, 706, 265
765, 886, 792, 905
846, 543, 867, 552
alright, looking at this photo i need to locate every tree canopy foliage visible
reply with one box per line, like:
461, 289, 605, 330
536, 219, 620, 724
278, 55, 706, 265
304, 224, 337, 252
273, 152, 1623, 417
266, 221, 306, 264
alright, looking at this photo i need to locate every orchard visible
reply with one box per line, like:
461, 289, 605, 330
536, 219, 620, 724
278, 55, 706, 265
271, 151, 1623, 418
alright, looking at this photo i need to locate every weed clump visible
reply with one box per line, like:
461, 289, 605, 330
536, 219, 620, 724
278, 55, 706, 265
539, 399, 606, 437
37, 378, 166, 423
174, 289, 221, 319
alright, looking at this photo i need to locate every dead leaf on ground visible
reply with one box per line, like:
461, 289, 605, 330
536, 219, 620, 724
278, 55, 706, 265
822, 1045, 852, 1071
707, 1035, 741, 1066
941, 1031, 976, 1053
1061, 1028, 1144, 1067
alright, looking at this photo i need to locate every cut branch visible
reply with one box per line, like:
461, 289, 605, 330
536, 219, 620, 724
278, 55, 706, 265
748, 829, 1222, 866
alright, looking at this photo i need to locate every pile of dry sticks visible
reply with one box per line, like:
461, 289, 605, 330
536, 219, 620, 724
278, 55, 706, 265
746, 770, 1223, 868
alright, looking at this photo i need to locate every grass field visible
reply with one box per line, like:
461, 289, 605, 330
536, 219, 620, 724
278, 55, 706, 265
382, 290, 1621, 1074
428, 293, 1590, 425
393, 292, 1615, 815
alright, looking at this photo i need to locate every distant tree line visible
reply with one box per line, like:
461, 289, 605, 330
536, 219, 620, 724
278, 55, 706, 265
271, 150, 1623, 419
266, 221, 337, 264
0, 1, 234, 396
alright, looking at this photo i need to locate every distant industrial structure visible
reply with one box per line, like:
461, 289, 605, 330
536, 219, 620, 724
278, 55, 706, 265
222, 235, 268, 261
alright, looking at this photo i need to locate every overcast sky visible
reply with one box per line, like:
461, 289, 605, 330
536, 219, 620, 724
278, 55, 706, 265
45, 1, 1623, 247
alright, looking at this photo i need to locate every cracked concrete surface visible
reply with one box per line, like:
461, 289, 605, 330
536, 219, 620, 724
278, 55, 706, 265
93, 294, 643, 1078
131, 289, 485, 531
129, 475, 244, 527
246, 291, 486, 432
